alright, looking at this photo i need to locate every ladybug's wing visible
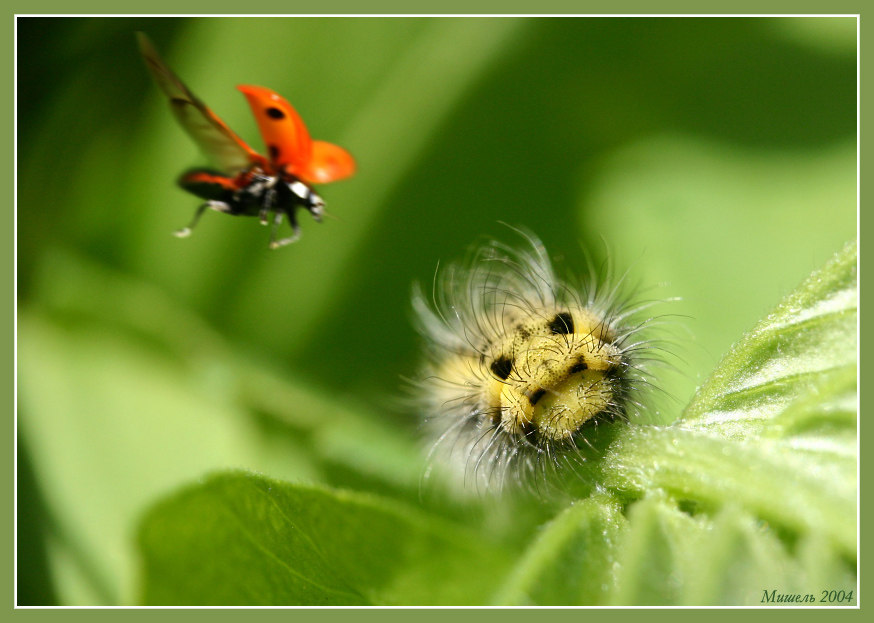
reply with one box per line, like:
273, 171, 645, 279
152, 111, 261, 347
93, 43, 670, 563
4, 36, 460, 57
137, 33, 264, 174
238, 85, 356, 184
300, 140, 356, 184
237, 85, 313, 174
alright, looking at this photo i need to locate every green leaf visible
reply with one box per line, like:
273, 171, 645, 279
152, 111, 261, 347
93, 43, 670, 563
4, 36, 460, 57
18, 249, 423, 604
605, 426, 855, 558
682, 239, 857, 434
137, 472, 511, 605
609, 497, 699, 604
491, 494, 626, 606
602, 241, 857, 559
608, 499, 854, 605
18, 311, 266, 605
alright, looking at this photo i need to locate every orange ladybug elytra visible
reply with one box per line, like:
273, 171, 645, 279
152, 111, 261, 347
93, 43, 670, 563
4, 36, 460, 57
137, 33, 355, 248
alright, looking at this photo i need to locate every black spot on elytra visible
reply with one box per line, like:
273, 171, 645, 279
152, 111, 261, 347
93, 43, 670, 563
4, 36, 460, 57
490, 356, 513, 380
515, 324, 531, 340
269, 145, 280, 161
548, 312, 574, 335
266, 107, 285, 119
528, 388, 546, 406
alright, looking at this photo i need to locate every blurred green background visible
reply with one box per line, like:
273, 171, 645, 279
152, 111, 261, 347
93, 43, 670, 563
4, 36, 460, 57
17, 17, 856, 605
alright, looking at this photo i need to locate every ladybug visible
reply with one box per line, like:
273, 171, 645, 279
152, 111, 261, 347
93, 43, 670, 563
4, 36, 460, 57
136, 33, 355, 248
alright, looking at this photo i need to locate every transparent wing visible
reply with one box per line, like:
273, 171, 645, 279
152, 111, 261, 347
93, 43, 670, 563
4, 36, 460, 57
137, 33, 263, 174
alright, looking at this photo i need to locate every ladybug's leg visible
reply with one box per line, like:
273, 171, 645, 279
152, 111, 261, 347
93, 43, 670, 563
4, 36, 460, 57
174, 200, 228, 238
268, 209, 301, 249
259, 176, 281, 225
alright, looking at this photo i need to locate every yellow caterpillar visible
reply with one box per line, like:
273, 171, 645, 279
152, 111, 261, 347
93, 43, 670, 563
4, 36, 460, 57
412, 230, 662, 495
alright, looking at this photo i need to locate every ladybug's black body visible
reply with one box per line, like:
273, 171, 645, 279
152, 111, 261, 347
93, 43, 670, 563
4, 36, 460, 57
176, 167, 325, 248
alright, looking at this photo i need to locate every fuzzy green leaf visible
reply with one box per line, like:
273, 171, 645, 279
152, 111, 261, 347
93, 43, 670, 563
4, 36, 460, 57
608, 499, 855, 605
491, 494, 626, 605
682, 239, 857, 435
603, 241, 857, 559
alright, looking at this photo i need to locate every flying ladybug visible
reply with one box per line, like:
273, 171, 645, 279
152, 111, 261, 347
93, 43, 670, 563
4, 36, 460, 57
136, 33, 355, 248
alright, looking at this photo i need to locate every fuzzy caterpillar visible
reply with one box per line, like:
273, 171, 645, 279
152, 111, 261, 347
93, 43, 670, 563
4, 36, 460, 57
412, 230, 663, 496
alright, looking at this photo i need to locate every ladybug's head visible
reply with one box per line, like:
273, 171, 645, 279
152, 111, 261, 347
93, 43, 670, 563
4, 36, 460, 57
288, 179, 325, 221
